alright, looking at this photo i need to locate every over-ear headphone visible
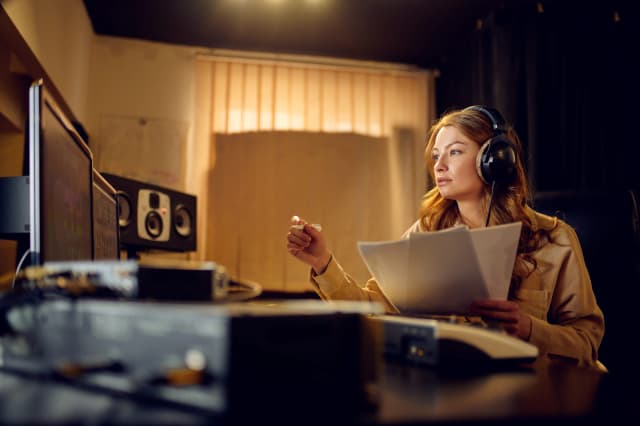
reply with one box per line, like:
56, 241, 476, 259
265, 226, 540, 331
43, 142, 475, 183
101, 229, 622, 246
464, 105, 517, 186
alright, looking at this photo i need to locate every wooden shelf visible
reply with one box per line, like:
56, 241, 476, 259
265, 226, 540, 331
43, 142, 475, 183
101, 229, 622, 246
0, 4, 77, 127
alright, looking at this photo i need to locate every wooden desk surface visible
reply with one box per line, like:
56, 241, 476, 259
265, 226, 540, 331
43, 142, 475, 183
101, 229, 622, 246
1, 356, 626, 425
376, 359, 607, 424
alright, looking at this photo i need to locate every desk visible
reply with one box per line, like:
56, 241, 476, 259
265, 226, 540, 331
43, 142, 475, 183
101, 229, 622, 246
377, 360, 606, 424
0, 357, 621, 425
0, 296, 630, 424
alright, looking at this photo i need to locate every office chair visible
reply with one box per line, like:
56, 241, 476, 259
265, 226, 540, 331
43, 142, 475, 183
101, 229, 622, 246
533, 189, 640, 372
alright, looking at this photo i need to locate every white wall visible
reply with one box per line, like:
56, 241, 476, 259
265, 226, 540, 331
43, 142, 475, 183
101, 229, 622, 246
87, 36, 197, 191
87, 37, 196, 130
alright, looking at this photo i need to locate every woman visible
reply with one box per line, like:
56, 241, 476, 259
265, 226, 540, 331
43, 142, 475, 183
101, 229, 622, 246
286, 106, 604, 368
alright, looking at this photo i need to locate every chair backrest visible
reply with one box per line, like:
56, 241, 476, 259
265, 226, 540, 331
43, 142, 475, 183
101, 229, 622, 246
532, 189, 640, 370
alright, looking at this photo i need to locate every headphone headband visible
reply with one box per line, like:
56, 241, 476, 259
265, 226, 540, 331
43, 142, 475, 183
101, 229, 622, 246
464, 105, 506, 134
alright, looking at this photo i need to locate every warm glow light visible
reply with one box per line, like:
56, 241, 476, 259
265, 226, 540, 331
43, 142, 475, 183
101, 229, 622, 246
206, 52, 425, 137
229, 0, 326, 4
613, 11, 621, 23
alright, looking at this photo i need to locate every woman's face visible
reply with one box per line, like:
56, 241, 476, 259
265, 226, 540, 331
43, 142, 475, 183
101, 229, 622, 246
431, 125, 485, 202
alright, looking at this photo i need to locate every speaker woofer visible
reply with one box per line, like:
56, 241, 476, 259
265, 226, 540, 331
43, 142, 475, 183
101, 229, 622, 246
174, 204, 192, 238
116, 191, 131, 228
145, 211, 163, 239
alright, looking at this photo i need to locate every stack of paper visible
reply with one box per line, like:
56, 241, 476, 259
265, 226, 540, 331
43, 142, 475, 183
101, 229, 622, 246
357, 222, 522, 314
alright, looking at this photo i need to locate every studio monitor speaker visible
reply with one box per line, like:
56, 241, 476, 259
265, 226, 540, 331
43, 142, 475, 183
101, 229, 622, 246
101, 173, 197, 252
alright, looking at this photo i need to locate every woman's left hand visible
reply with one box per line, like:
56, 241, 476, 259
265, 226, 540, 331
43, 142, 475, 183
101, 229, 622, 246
467, 299, 532, 341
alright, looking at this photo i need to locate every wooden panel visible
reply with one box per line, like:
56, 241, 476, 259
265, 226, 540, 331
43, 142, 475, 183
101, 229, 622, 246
0, 5, 77, 124
207, 131, 415, 293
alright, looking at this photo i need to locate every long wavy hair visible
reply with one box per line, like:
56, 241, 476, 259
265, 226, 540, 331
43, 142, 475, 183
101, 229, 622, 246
419, 107, 548, 297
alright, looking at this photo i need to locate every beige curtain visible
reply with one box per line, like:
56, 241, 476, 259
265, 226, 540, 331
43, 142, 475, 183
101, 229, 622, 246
207, 59, 427, 137
191, 52, 435, 291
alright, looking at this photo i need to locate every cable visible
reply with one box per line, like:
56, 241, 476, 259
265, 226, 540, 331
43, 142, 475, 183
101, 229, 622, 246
484, 180, 496, 227
0, 281, 76, 336
223, 278, 262, 302
11, 249, 31, 289
629, 189, 639, 238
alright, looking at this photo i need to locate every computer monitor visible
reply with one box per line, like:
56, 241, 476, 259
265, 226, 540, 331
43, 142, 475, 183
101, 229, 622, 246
28, 80, 93, 265
92, 168, 120, 260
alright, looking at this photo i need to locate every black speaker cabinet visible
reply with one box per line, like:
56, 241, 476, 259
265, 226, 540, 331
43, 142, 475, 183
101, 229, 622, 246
101, 173, 197, 252
92, 169, 120, 260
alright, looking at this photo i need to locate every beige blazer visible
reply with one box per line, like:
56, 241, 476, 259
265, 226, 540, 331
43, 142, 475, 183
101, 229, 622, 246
310, 207, 605, 368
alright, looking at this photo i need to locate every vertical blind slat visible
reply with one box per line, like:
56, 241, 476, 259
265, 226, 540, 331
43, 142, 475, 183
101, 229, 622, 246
207, 58, 429, 138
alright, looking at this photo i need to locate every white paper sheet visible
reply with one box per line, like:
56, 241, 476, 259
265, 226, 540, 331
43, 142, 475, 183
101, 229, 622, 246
406, 228, 487, 313
357, 222, 522, 315
469, 222, 522, 300
357, 239, 409, 310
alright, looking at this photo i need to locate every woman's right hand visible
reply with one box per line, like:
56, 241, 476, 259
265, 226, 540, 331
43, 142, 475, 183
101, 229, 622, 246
286, 215, 332, 275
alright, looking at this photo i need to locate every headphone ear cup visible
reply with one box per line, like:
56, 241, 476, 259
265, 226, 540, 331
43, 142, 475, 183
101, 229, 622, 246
476, 140, 493, 184
476, 135, 517, 185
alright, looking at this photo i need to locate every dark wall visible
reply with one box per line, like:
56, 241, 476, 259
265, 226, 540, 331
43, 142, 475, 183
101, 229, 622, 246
435, 0, 640, 193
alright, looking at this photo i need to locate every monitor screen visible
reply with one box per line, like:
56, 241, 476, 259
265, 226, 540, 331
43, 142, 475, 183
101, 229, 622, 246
28, 80, 93, 265
92, 169, 119, 260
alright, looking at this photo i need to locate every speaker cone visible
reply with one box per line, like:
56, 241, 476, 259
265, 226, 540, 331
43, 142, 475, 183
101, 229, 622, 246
145, 211, 163, 238
174, 204, 192, 238
116, 192, 131, 228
